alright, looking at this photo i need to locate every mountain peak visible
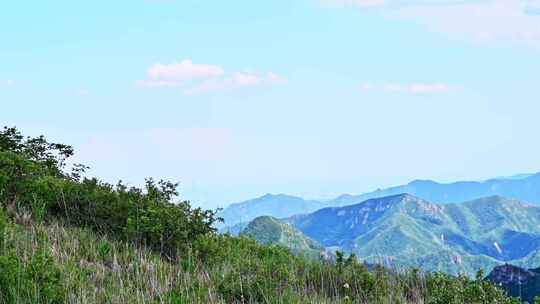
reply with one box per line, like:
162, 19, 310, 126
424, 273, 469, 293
241, 216, 324, 256
261, 193, 288, 199
408, 179, 439, 186
333, 193, 426, 214
365, 193, 422, 205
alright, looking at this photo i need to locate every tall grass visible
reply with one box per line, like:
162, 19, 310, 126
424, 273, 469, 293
0, 210, 519, 304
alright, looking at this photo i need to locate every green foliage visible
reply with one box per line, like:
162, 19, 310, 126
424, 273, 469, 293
189, 234, 300, 303
0, 127, 219, 259
0, 230, 65, 303
425, 271, 519, 304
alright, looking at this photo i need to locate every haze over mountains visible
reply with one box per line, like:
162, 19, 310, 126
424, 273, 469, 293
240, 194, 540, 276
287, 194, 540, 275
218, 172, 540, 228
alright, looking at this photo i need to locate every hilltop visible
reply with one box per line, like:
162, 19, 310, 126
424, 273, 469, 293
240, 216, 324, 258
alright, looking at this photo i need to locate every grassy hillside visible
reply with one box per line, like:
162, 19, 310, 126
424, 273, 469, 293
0, 127, 522, 303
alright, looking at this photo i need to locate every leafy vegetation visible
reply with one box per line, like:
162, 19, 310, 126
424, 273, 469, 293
0, 127, 218, 259
0, 127, 525, 303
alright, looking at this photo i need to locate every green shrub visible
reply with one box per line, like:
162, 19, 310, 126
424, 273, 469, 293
425, 271, 519, 304
0, 127, 219, 259
0, 238, 65, 303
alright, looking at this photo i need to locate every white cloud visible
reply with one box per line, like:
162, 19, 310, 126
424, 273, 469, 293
135, 80, 180, 88
409, 83, 451, 94
184, 72, 287, 95
147, 59, 224, 81
232, 72, 262, 87
267, 72, 288, 85
136, 59, 286, 95
136, 59, 224, 88
360, 82, 453, 94
323, 0, 540, 46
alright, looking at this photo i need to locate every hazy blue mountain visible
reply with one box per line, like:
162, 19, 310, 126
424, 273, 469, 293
218, 172, 540, 232
217, 194, 325, 228
491, 173, 535, 180
240, 216, 325, 258
328, 172, 540, 206
287, 194, 540, 275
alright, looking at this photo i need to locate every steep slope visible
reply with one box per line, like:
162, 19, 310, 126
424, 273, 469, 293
288, 194, 540, 275
487, 264, 540, 304
217, 194, 325, 228
240, 216, 324, 257
328, 173, 540, 206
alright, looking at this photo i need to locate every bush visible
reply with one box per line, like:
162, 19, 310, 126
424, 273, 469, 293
0, 127, 219, 259
425, 271, 519, 304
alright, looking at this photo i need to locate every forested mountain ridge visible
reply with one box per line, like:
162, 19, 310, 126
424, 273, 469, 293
218, 173, 540, 230
282, 194, 540, 276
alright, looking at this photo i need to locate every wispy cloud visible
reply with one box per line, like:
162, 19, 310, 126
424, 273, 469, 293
147, 59, 224, 81
184, 72, 287, 95
136, 59, 286, 94
360, 82, 453, 94
322, 0, 540, 46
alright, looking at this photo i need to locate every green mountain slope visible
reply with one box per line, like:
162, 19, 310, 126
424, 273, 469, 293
240, 216, 324, 258
288, 194, 540, 275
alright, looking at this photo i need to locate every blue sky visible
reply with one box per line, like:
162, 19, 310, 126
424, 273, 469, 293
2, 0, 540, 208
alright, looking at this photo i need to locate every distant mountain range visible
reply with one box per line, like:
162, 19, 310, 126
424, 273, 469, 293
217, 194, 325, 228
239, 194, 540, 276
218, 172, 540, 228
328, 173, 540, 207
